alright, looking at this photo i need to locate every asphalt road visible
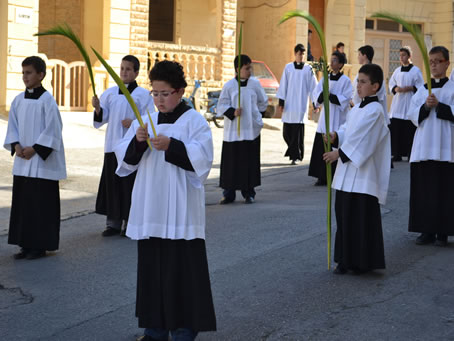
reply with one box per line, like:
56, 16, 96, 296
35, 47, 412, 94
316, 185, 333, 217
1, 113, 453, 341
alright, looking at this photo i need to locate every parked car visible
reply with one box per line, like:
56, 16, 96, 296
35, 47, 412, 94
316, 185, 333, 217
251, 60, 279, 118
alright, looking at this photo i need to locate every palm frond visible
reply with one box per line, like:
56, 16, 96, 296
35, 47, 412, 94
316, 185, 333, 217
147, 109, 158, 138
91, 48, 153, 151
237, 23, 243, 136
280, 10, 332, 269
372, 12, 431, 94
35, 24, 97, 96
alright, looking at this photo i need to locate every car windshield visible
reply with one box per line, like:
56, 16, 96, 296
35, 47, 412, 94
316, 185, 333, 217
252, 62, 274, 80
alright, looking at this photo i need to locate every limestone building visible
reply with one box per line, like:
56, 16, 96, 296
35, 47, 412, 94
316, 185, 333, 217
0, 0, 453, 114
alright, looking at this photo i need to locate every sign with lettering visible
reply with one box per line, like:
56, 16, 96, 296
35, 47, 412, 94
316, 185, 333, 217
15, 8, 33, 25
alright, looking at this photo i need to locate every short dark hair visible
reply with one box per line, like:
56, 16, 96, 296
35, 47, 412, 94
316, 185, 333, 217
399, 46, 412, 57
358, 45, 374, 63
429, 46, 450, 61
308, 29, 312, 34
149, 60, 187, 89
294, 44, 306, 53
234, 54, 252, 71
22, 56, 46, 76
332, 51, 346, 66
122, 55, 140, 72
336, 42, 345, 49
358, 63, 383, 92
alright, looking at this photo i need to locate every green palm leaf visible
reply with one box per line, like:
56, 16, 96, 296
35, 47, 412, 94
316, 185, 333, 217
371, 12, 431, 94
280, 10, 333, 269
35, 23, 97, 96
91, 48, 153, 151
237, 23, 243, 136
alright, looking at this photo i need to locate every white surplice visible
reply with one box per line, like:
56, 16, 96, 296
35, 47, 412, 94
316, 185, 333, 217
114, 109, 213, 240
217, 77, 267, 142
313, 73, 352, 133
408, 79, 454, 163
4, 91, 66, 181
277, 62, 318, 124
94, 85, 154, 152
388, 65, 424, 120
333, 101, 391, 204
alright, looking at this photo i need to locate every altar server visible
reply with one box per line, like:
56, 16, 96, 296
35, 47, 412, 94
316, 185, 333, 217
309, 51, 352, 185
4, 56, 66, 260
92, 55, 153, 236
408, 46, 454, 247
114, 60, 216, 340
277, 44, 318, 164
351, 45, 389, 124
323, 63, 391, 274
388, 46, 424, 161
217, 54, 268, 204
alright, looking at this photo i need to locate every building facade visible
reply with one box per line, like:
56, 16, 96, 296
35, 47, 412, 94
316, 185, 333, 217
0, 0, 453, 114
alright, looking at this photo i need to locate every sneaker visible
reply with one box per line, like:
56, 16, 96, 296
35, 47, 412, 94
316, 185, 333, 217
333, 265, 348, 274
102, 227, 121, 237
219, 197, 234, 205
244, 197, 255, 204
13, 248, 29, 260
26, 249, 46, 260
415, 233, 436, 245
434, 234, 448, 247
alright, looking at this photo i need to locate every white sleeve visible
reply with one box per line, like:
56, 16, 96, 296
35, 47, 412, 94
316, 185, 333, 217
255, 81, 268, 112
216, 83, 234, 117
276, 66, 288, 101
337, 77, 353, 111
3, 98, 20, 151
35, 97, 64, 151
93, 89, 111, 128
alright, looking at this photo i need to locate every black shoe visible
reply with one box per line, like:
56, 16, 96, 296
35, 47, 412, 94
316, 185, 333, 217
415, 233, 436, 245
244, 197, 255, 204
219, 197, 234, 205
13, 248, 29, 260
333, 265, 348, 274
291, 160, 296, 165
26, 250, 46, 260
136, 335, 161, 341
102, 227, 121, 237
314, 179, 327, 186
434, 234, 448, 247
392, 156, 402, 162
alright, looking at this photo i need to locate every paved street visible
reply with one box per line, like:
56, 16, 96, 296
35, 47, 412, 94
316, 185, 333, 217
1, 113, 453, 341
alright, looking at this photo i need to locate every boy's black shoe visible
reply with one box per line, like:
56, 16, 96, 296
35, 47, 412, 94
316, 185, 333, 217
434, 234, 448, 247
13, 248, 29, 260
392, 156, 402, 162
219, 197, 234, 205
26, 250, 46, 260
333, 265, 348, 274
244, 197, 255, 204
415, 233, 436, 245
291, 160, 297, 165
102, 227, 121, 237
314, 179, 327, 186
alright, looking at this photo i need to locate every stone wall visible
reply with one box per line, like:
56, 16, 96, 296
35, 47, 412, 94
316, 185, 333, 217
130, 0, 149, 87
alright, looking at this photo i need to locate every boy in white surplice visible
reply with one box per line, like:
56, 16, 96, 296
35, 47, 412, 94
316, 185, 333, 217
323, 64, 391, 275
114, 60, 216, 339
4, 56, 66, 260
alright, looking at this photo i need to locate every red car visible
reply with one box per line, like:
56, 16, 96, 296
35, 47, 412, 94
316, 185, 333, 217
251, 60, 280, 118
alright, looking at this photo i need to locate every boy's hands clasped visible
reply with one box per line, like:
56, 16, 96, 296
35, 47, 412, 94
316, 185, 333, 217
14, 144, 35, 160
136, 123, 170, 151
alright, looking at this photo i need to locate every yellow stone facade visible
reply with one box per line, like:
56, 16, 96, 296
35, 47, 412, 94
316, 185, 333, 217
0, 0, 453, 115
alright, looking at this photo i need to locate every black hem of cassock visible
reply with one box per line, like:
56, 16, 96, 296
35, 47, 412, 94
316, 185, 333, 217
219, 136, 261, 190
334, 190, 386, 271
390, 118, 416, 157
8, 176, 60, 251
409, 161, 454, 235
283, 123, 304, 161
136, 238, 217, 332
308, 132, 337, 181
95, 152, 136, 221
